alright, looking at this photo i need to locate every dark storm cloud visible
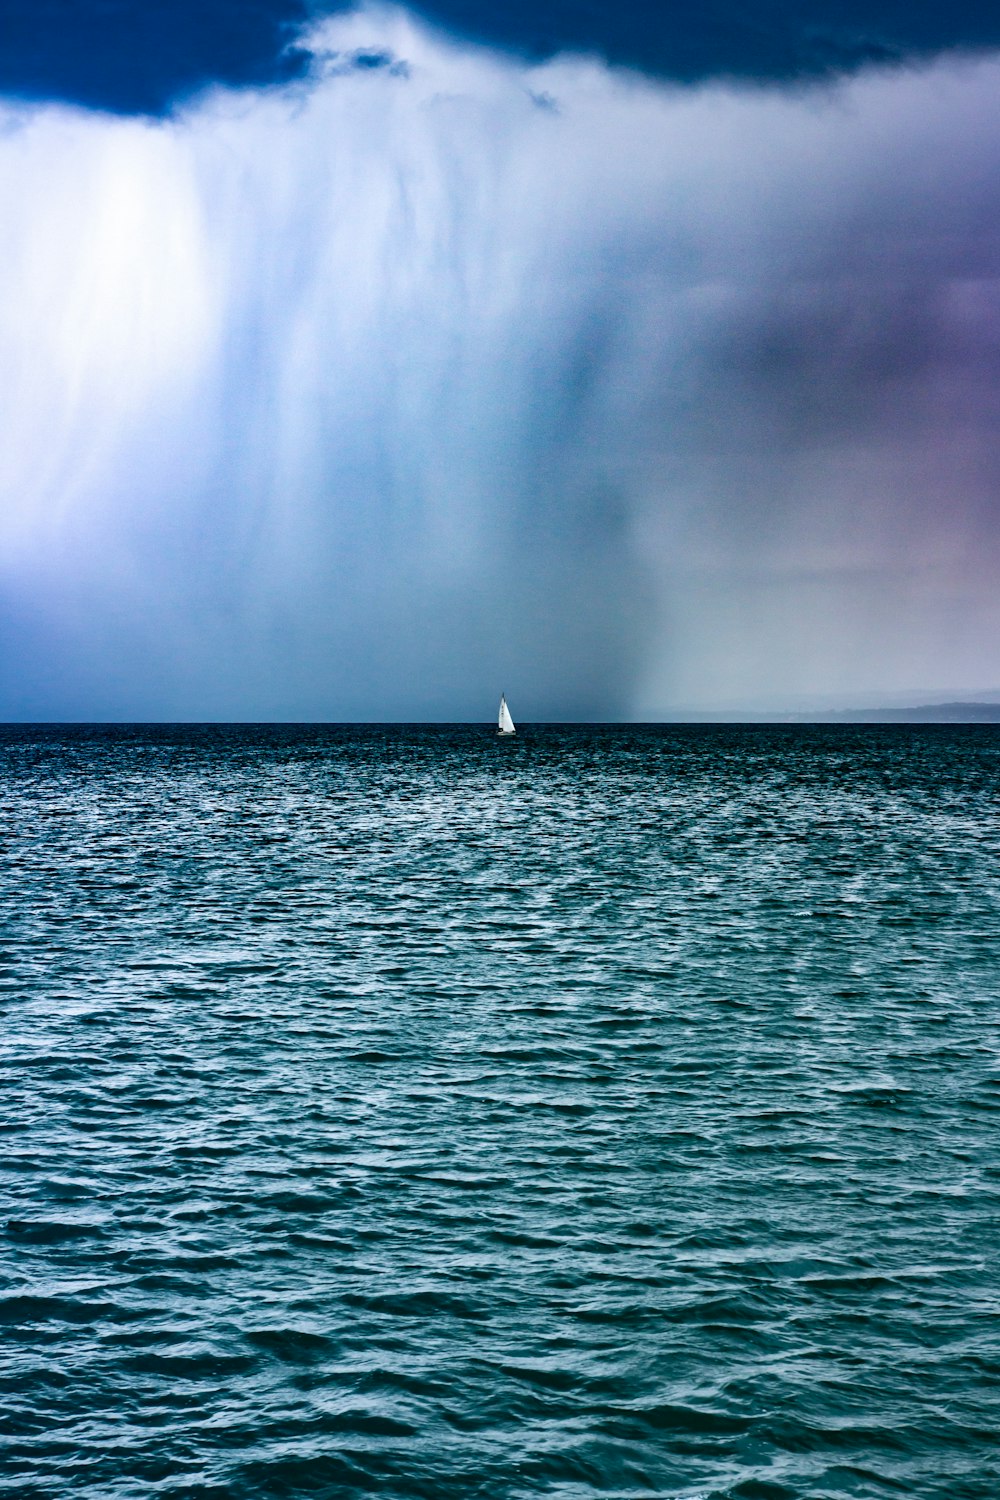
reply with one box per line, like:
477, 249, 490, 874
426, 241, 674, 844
2, 0, 1000, 115
0, 1, 312, 115
414, 0, 1000, 84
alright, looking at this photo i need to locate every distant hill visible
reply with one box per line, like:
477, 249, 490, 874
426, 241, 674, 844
659, 700, 1000, 723
805, 702, 1000, 723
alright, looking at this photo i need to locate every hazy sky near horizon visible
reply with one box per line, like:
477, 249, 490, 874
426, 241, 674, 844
2, 1, 1000, 718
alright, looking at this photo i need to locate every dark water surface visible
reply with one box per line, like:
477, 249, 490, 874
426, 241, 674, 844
2, 724, 998, 1499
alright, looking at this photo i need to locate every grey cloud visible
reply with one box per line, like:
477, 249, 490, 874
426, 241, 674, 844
1, 15, 1000, 718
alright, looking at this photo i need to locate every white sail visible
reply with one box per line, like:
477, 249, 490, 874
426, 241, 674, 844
498, 695, 515, 734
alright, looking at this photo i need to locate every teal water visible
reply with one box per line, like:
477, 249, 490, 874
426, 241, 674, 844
1, 724, 998, 1499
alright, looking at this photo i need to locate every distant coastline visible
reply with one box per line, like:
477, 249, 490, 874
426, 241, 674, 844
795, 702, 1000, 723
658, 701, 1000, 724
794, 702, 1000, 723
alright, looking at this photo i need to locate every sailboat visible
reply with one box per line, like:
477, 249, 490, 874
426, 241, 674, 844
497, 694, 516, 735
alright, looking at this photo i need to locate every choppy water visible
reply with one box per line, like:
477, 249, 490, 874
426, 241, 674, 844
2, 724, 999, 1499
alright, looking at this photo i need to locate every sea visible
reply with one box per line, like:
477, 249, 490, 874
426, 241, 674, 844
1, 723, 998, 1500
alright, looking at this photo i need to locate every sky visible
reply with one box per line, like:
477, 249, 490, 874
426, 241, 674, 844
1, 1, 999, 719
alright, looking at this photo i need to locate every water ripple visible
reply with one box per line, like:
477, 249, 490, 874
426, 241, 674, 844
1, 724, 999, 1497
